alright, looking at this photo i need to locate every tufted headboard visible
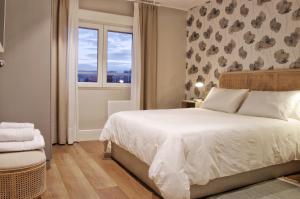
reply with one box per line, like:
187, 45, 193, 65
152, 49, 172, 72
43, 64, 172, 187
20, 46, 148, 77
219, 69, 300, 91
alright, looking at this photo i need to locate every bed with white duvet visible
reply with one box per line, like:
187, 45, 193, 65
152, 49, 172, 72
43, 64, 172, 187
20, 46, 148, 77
100, 108, 300, 199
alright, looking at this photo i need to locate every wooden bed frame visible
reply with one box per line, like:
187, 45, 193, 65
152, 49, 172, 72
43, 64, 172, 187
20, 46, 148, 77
110, 69, 300, 198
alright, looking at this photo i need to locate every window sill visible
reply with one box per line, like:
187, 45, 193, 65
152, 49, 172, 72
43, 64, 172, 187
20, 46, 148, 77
78, 86, 131, 90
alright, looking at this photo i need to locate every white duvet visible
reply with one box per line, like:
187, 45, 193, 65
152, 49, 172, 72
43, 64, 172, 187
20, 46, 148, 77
100, 108, 300, 199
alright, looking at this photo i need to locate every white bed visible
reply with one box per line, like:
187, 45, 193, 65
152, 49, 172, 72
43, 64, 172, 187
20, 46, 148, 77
100, 108, 300, 199
100, 69, 300, 199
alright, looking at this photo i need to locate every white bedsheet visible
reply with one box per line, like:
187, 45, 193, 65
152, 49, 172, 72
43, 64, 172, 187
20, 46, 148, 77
100, 108, 300, 199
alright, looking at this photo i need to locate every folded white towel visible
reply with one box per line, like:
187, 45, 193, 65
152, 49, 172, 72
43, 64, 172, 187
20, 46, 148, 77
0, 130, 45, 152
0, 122, 34, 129
0, 128, 35, 142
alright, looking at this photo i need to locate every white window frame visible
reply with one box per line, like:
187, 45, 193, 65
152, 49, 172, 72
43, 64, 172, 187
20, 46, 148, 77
77, 10, 133, 88
103, 26, 132, 88
77, 22, 103, 88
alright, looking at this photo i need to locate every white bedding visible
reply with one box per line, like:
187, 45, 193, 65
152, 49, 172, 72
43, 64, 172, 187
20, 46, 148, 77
100, 108, 300, 199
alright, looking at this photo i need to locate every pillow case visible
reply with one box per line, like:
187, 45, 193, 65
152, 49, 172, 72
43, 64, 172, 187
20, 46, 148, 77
289, 100, 300, 120
202, 88, 249, 113
238, 91, 300, 120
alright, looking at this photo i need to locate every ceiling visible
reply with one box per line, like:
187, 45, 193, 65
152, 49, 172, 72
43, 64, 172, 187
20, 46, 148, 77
152, 0, 204, 11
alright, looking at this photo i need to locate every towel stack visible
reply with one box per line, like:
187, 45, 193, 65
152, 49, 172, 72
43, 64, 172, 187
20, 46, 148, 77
0, 122, 45, 152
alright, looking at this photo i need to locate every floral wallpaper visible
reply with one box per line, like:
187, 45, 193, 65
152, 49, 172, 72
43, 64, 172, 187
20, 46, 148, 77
185, 0, 300, 99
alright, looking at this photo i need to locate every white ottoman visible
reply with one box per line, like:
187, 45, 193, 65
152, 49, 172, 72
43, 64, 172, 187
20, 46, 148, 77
0, 150, 46, 199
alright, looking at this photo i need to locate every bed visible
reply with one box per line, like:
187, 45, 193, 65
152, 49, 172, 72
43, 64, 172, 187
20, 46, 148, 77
100, 69, 300, 199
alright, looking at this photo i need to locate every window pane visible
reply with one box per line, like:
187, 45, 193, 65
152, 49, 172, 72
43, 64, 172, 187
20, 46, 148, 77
78, 27, 98, 83
107, 31, 132, 84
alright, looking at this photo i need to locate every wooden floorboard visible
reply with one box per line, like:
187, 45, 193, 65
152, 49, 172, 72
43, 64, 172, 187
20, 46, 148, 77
42, 141, 159, 199
97, 186, 129, 199
54, 150, 100, 198
285, 173, 300, 184
43, 141, 300, 199
68, 144, 116, 189
42, 160, 69, 199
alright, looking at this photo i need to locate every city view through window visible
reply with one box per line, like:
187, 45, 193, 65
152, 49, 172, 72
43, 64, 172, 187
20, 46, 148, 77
78, 27, 132, 85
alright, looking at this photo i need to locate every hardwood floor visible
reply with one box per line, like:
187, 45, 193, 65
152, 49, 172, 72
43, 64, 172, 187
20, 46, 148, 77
42, 141, 300, 199
42, 141, 160, 199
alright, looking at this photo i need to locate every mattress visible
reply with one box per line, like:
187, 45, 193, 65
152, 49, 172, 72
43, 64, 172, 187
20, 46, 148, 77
100, 108, 300, 199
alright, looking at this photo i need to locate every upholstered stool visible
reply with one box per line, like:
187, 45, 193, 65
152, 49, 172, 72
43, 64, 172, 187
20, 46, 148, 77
0, 150, 46, 199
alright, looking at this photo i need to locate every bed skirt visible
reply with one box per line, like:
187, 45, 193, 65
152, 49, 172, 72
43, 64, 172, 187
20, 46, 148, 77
111, 143, 300, 199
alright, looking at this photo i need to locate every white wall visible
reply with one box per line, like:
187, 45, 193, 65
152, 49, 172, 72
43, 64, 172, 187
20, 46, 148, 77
78, 0, 133, 131
0, 0, 51, 159
78, 0, 187, 131
79, 0, 133, 16
78, 88, 130, 129
157, 7, 186, 109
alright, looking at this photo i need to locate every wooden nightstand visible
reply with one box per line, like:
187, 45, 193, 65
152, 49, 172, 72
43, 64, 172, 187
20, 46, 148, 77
181, 99, 203, 108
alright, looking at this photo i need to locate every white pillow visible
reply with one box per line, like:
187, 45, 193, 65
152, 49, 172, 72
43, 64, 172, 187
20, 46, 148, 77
238, 91, 300, 120
202, 88, 249, 113
289, 101, 300, 120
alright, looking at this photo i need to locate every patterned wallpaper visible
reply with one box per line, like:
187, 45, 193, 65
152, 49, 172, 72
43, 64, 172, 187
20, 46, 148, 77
185, 0, 300, 99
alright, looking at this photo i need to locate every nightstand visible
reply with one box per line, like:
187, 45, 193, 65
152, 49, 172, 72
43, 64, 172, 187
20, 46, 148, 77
181, 99, 203, 108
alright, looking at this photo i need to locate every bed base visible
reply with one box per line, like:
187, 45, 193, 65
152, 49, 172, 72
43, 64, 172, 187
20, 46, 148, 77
111, 143, 300, 199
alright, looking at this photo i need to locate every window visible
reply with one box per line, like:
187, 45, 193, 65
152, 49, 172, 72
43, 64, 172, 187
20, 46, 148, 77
106, 31, 132, 84
78, 27, 99, 83
103, 26, 133, 87
77, 21, 133, 87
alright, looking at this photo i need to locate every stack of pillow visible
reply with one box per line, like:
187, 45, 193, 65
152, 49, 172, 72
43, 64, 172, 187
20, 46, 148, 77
202, 87, 300, 121
0, 122, 45, 152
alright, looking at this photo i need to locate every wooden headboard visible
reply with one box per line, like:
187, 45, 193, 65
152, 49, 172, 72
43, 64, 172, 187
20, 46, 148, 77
219, 69, 300, 91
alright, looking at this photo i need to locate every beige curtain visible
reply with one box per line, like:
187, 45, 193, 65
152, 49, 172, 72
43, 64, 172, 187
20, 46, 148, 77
51, 0, 69, 144
139, 4, 158, 110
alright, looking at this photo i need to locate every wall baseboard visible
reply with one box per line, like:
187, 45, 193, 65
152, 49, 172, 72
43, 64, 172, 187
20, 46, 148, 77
77, 129, 102, 141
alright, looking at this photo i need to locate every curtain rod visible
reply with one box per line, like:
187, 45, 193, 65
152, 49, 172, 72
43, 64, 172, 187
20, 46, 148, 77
127, 0, 160, 6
